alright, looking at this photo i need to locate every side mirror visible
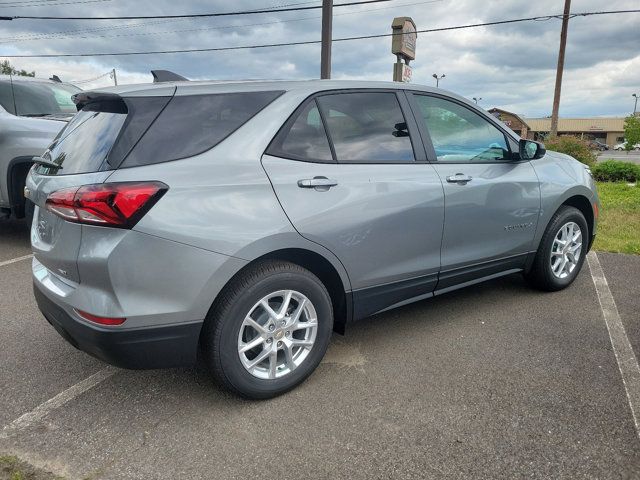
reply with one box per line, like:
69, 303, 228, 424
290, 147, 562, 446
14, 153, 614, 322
519, 139, 546, 160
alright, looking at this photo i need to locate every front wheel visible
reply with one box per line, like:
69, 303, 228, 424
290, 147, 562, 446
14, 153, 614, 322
525, 206, 588, 291
201, 260, 333, 399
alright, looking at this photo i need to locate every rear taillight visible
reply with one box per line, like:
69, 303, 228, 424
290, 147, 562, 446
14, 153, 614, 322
46, 182, 167, 228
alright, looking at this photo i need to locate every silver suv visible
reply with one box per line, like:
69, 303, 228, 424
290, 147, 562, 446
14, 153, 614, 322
27, 80, 600, 399
0, 75, 79, 221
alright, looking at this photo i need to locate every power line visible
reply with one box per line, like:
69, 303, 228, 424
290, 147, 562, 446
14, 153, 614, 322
2, 9, 638, 58
69, 70, 112, 83
0, 0, 112, 8
0, 0, 390, 20
0, 0, 442, 44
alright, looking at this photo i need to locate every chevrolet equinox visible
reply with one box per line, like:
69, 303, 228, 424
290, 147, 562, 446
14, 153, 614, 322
27, 80, 600, 399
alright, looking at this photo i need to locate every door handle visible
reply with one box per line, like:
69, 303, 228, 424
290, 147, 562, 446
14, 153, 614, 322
297, 176, 338, 189
446, 173, 473, 184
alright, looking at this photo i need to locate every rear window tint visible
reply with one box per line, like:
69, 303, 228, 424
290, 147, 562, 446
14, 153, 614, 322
35, 100, 127, 175
266, 99, 334, 162
121, 91, 283, 168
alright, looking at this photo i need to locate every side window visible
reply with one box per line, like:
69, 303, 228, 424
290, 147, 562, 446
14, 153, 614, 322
122, 91, 283, 168
413, 95, 510, 163
316, 92, 415, 163
267, 100, 333, 162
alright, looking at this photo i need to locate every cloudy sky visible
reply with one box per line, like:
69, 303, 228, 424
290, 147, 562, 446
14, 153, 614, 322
1, 0, 638, 117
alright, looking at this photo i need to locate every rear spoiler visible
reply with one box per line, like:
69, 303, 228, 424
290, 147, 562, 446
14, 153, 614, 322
71, 92, 122, 110
151, 70, 188, 83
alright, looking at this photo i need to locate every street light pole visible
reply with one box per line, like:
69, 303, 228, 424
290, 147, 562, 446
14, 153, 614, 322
320, 0, 333, 79
432, 73, 445, 87
473, 97, 482, 104
550, 0, 571, 137
633, 93, 639, 115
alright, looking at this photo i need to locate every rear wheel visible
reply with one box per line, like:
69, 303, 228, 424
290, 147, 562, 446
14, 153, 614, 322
525, 206, 588, 291
201, 260, 333, 399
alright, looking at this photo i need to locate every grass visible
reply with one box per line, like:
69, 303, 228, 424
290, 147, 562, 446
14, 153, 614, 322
593, 182, 640, 255
0, 455, 64, 480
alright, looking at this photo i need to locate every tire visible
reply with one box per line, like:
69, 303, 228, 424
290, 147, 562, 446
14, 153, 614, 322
525, 206, 588, 292
201, 260, 333, 399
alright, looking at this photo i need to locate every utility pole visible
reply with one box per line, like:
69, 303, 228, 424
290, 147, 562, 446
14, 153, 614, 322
633, 93, 638, 115
550, 0, 571, 137
320, 0, 333, 79
111, 68, 118, 86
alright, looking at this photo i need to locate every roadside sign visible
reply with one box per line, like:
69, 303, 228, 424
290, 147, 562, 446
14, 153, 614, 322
391, 17, 417, 61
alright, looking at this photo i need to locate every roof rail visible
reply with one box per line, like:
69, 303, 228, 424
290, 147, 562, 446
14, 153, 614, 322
151, 70, 188, 83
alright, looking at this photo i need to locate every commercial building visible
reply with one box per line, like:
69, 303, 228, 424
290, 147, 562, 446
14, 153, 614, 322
488, 108, 626, 147
525, 117, 625, 146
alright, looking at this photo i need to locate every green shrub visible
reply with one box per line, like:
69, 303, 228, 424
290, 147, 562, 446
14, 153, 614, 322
543, 135, 597, 166
592, 160, 640, 182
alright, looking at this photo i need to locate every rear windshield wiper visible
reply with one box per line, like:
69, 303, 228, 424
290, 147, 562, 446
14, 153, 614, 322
21, 113, 55, 117
32, 156, 62, 170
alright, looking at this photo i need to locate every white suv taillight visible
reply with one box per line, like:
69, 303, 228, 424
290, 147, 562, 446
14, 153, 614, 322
45, 182, 168, 228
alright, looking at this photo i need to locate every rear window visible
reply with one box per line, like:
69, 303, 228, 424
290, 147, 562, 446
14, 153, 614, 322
120, 90, 284, 168
35, 90, 283, 175
35, 100, 127, 175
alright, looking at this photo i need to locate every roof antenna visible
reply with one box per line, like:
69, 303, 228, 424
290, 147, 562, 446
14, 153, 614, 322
49, 75, 62, 83
151, 70, 188, 83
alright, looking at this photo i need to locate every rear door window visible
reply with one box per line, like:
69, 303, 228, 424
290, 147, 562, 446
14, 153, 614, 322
316, 92, 415, 163
121, 91, 284, 168
266, 100, 333, 162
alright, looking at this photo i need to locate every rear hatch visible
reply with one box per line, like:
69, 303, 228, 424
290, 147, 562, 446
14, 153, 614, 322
26, 85, 284, 285
26, 89, 174, 283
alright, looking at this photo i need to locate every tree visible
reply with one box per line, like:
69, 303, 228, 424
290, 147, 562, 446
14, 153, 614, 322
623, 115, 640, 153
543, 135, 597, 166
0, 60, 35, 77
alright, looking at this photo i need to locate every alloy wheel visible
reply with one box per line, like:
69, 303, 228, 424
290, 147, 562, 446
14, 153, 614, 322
550, 221, 583, 279
237, 290, 318, 380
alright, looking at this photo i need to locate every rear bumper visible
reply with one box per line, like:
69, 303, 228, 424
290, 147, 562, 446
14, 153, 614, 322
34, 283, 202, 369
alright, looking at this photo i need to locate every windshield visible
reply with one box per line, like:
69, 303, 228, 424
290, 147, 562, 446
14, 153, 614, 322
0, 80, 80, 116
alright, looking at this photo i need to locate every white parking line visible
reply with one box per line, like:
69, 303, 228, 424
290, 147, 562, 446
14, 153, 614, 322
0, 254, 33, 268
587, 251, 640, 440
0, 367, 116, 440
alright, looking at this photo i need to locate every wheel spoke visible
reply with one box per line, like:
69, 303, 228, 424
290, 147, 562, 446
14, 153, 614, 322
291, 298, 307, 323
553, 257, 565, 275
283, 344, 295, 370
239, 335, 264, 354
246, 348, 270, 370
291, 339, 314, 349
293, 319, 317, 332
279, 290, 293, 317
260, 300, 279, 321
268, 349, 278, 379
245, 316, 267, 334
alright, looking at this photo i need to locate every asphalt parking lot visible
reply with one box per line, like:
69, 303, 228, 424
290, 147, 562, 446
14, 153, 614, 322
1, 218, 639, 479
